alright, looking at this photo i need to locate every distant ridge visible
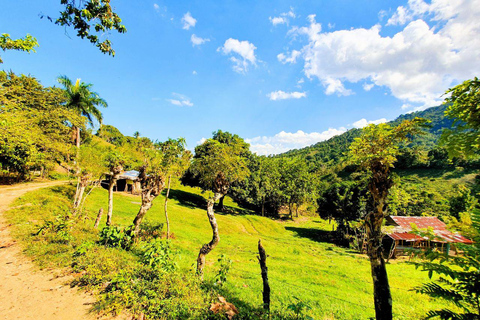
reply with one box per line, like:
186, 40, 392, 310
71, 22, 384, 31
279, 104, 453, 165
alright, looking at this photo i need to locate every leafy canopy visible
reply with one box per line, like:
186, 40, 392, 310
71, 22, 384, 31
441, 77, 480, 158
0, 33, 39, 63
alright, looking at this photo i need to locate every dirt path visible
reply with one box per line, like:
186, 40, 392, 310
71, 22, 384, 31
0, 181, 99, 320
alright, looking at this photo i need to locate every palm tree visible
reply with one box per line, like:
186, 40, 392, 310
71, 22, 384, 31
57, 75, 107, 209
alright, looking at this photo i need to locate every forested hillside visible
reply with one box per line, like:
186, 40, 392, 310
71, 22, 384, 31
280, 105, 454, 168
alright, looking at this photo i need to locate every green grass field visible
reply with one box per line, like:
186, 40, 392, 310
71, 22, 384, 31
5, 182, 460, 319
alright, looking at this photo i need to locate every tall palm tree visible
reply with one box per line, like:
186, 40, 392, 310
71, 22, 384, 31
57, 75, 107, 209
57, 75, 107, 148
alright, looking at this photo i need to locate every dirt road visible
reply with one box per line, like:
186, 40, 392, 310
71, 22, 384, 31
0, 181, 98, 320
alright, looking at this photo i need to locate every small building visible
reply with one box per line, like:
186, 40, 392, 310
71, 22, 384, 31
383, 216, 473, 258
101, 170, 142, 195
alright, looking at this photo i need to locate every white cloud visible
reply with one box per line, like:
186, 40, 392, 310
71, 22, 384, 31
167, 93, 193, 107
267, 90, 306, 101
219, 38, 257, 73
363, 83, 375, 91
327, 23, 335, 29
352, 118, 388, 128
153, 3, 160, 11
246, 128, 346, 155
182, 12, 196, 30
277, 50, 301, 64
269, 8, 296, 26
197, 137, 207, 145
387, 6, 413, 26
192, 70, 197, 75
191, 34, 210, 46
283, 0, 480, 110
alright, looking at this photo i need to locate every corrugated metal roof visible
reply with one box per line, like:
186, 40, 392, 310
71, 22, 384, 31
388, 232, 424, 242
388, 216, 447, 230
117, 170, 140, 180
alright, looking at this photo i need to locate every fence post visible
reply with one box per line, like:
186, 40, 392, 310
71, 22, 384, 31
257, 239, 271, 311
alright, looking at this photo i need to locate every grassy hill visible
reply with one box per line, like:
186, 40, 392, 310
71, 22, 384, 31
5, 182, 463, 319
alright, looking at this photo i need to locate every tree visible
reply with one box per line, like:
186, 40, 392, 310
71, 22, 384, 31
348, 119, 427, 320
104, 151, 125, 226
0, 33, 38, 63
189, 138, 249, 279
132, 148, 165, 235
317, 179, 367, 239
441, 77, 480, 158
0, 71, 83, 180
413, 210, 480, 319
156, 138, 191, 239
57, 75, 107, 205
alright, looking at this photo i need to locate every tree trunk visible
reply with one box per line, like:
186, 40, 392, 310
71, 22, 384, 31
197, 192, 223, 280
133, 201, 153, 235
74, 183, 86, 212
94, 208, 103, 228
106, 178, 116, 226
106, 166, 123, 226
218, 194, 225, 212
261, 198, 265, 217
366, 209, 392, 320
366, 162, 393, 320
257, 239, 270, 311
164, 175, 171, 239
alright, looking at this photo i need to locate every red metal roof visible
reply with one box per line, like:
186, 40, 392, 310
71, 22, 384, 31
387, 216, 447, 230
388, 232, 424, 242
385, 216, 474, 244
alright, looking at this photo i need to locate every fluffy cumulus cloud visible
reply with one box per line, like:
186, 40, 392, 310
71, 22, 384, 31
219, 38, 257, 73
352, 118, 388, 128
246, 128, 346, 155
267, 90, 306, 101
269, 8, 296, 26
282, 0, 480, 110
181, 12, 196, 30
166, 93, 193, 107
191, 34, 210, 46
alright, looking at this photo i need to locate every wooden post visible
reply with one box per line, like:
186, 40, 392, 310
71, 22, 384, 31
94, 208, 103, 229
257, 239, 271, 311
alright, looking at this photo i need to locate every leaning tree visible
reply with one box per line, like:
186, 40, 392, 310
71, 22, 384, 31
348, 118, 426, 320
189, 138, 249, 279
132, 147, 165, 235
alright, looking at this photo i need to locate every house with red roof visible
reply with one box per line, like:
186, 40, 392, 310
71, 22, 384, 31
383, 216, 473, 258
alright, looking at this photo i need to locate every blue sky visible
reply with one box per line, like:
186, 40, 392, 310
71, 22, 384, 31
1, 0, 479, 154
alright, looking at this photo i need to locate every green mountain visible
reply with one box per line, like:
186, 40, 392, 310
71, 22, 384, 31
280, 104, 453, 166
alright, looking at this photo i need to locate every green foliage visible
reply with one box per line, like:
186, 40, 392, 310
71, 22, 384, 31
441, 77, 480, 158
0, 71, 83, 179
35, 215, 73, 243
96, 124, 126, 146
213, 254, 232, 288
413, 210, 480, 319
189, 133, 250, 193
54, 0, 127, 56
140, 239, 177, 272
0, 33, 38, 63
286, 297, 313, 320
99, 225, 135, 250
57, 75, 107, 127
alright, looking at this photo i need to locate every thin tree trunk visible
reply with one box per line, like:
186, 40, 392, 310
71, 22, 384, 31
74, 184, 86, 212
257, 239, 270, 311
197, 192, 223, 280
164, 175, 171, 239
106, 178, 116, 226
94, 208, 103, 228
261, 198, 265, 217
218, 194, 225, 211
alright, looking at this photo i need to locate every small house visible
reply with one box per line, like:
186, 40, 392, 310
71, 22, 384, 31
383, 216, 473, 258
101, 170, 142, 195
